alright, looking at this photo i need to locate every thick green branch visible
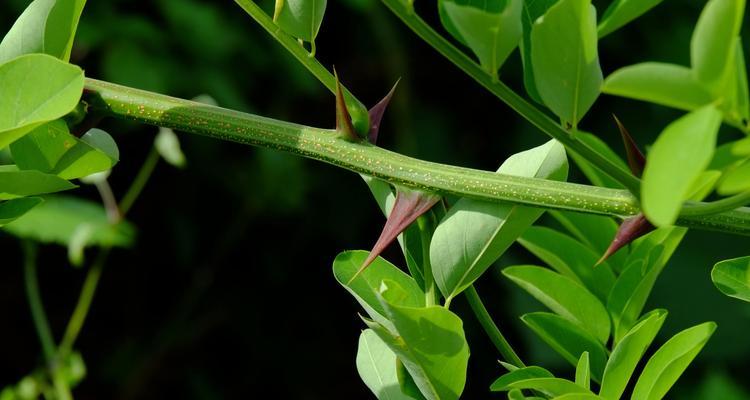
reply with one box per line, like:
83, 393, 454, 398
83, 78, 750, 235
378, 0, 641, 194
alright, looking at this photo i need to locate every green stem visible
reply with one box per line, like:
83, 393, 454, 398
679, 190, 750, 217
83, 78, 750, 235
465, 285, 525, 367
417, 217, 438, 306
58, 249, 108, 357
119, 147, 160, 215
233, 0, 362, 108
377, 0, 641, 195
23, 241, 56, 363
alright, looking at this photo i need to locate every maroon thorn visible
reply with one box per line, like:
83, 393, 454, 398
613, 114, 646, 177
348, 189, 440, 284
334, 68, 358, 141
367, 78, 400, 145
596, 213, 655, 266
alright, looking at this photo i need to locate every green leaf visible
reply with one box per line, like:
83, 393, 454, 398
717, 157, 750, 194
607, 228, 685, 342
711, 256, 750, 302
490, 366, 554, 391
642, 106, 722, 226
597, 0, 663, 38
155, 127, 187, 168
503, 265, 610, 344
333, 250, 424, 330
365, 282, 469, 400
517, 226, 616, 302
357, 329, 420, 400
549, 210, 627, 271
3, 195, 134, 249
438, 0, 523, 74
521, 312, 608, 381
520, 0, 558, 103
552, 394, 603, 400
10, 123, 118, 180
599, 309, 667, 400
602, 63, 713, 111
430, 140, 568, 301
725, 40, 750, 124
0, 167, 76, 199
395, 360, 427, 400
530, 0, 602, 126
631, 322, 717, 400
499, 377, 592, 397
575, 352, 590, 390
0, 54, 84, 149
0, 0, 87, 63
273, 0, 327, 46
0, 197, 43, 226
690, 0, 745, 89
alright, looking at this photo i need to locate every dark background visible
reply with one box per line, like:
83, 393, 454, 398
1, 0, 749, 398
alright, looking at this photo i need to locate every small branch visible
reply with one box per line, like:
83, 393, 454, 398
82, 78, 750, 236
377, 0, 641, 194
23, 241, 56, 363
119, 147, 160, 216
465, 285, 525, 368
679, 190, 750, 217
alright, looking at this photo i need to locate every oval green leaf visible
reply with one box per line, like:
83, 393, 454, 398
641, 105, 722, 227
631, 322, 717, 400
599, 309, 667, 400
690, 0, 745, 88
438, 0, 523, 75
0, 167, 75, 200
430, 140, 568, 302
575, 352, 590, 390
603, 63, 713, 111
273, 0, 327, 47
531, 0, 602, 126
0, 54, 84, 149
503, 377, 593, 397
503, 265, 610, 344
521, 312, 607, 381
490, 366, 554, 392
711, 256, 750, 302
0, 0, 87, 63
520, 0, 557, 103
717, 157, 750, 195
357, 329, 420, 400
0, 197, 43, 226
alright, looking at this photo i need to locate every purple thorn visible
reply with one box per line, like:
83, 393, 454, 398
613, 115, 646, 178
596, 213, 655, 266
367, 78, 400, 145
348, 189, 440, 284
334, 68, 358, 141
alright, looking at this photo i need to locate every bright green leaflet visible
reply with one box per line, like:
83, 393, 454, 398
711, 256, 750, 302
597, 0, 663, 38
0, 197, 43, 226
357, 329, 419, 400
365, 282, 469, 400
395, 360, 426, 400
690, 0, 745, 89
273, 0, 327, 51
501, 377, 593, 397
0, 167, 76, 200
575, 352, 590, 390
520, 0, 558, 103
503, 265, 610, 344
599, 309, 667, 400
0, 54, 84, 149
631, 322, 717, 400
602, 63, 713, 112
333, 250, 424, 330
10, 122, 119, 180
3, 195, 134, 248
530, 0, 602, 126
438, 0, 523, 75
430, 140, 568, 302
521, 312, 607, 381
717, 158, 750, 194
490, 366, 554, 391
517, 226, 616, 302
607, 227, 685, 343
641, 105, 722, 226
0, 0, 86, 63
726, 40, 750, 124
